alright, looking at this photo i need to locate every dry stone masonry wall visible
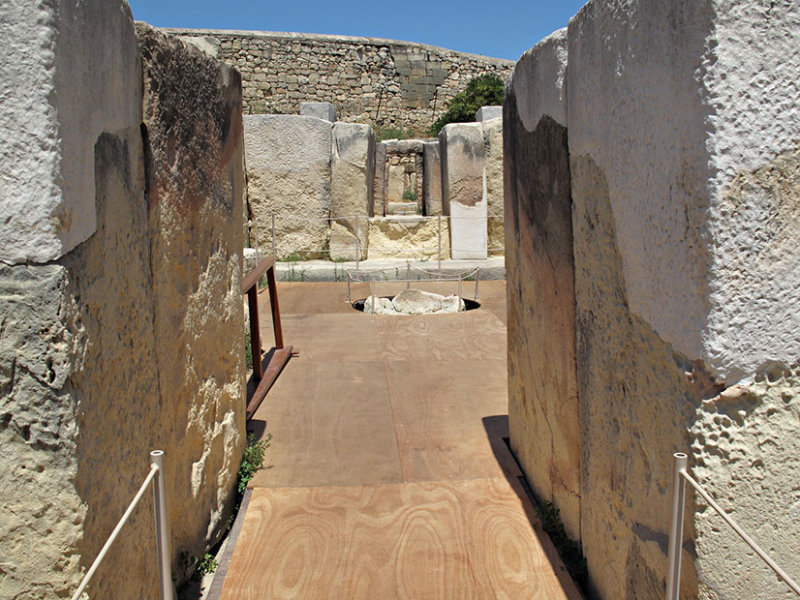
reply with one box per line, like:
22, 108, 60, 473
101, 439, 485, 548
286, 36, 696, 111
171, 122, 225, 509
505, 1, 800, 599
167, 28, 514, 136
0, 5, 246, 599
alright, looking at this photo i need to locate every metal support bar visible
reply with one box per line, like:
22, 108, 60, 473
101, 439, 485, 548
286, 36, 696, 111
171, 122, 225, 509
457, 276, 463, 312
271, 214, 276, 264
437, 215, 442, 279
151, 450, 175, 600
474, 268, 480, 301
346, 271, 352, 304
247, 286, 262, 380
70, 452, 172, 600
682, 470, 800, 596
666, 452, 688, 600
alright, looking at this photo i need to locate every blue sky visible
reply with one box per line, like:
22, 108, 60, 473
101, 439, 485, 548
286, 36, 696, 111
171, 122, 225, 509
126, 0, 587, 61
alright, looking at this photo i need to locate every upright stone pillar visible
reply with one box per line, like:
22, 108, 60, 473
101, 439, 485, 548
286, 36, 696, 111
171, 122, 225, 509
440, 123, 487, 259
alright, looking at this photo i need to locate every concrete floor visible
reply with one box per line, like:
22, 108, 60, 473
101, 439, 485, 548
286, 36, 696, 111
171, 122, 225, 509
215, 281, 582, 599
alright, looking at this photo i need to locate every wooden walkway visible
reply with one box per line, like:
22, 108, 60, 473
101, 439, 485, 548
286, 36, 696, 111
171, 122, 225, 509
218, 281, 582, 599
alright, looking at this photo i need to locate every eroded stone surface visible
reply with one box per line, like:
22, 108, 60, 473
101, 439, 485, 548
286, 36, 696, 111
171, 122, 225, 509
244, 114, 333, 259
504, 27, 579, 541
300, 101, 336, 122
0, 0, 140, 264
367, 216, 450, 260
330, 123, 375, 260
139, 24, 246, 571
363, 289, 463, 315
440, 123, 487, 259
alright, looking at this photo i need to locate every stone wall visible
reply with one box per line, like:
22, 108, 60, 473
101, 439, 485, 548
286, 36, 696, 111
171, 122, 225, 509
505, 1, 800, 599
244, 110, 502, 262
164, 28, 514, 136
0, 5, 246, 599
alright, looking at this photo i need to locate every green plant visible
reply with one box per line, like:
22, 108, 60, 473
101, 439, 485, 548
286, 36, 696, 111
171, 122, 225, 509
538, 501, 588, 590
197, 553, 218, 577
237, 432, 272, 494
401, 188, 417, 202
244, 334, 253, 371
284, 265, 308, 282
375, 125, 413, 141
430, 73, 505, 136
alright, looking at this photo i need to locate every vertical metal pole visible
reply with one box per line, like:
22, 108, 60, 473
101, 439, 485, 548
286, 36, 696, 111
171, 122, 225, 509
666, 452, 688, 600
266, 264, 284, 349
474, 268, 480, 301
356, 225, 360, 278
437, 215, 442, 279
370, 280, 376, 314
247, 285, 263, 381
271, 213, 276, 264
458, 276, 463, 312
150, 450, 175, 600
347, 271, 352, 304
406, 261, 411, 290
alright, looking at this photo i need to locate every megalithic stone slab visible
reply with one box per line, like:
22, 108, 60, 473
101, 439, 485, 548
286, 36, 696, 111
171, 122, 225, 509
475, 106, 503, 122
423, 141, 443, 216
300, 101, 336, 122
440, 123, 487, 259
331, 123, 375, 260
0, 0, 140, 264
244, 114, 333, 259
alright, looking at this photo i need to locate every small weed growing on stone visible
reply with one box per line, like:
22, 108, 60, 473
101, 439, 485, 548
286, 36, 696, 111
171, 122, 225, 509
402, 188, 417, 202
539, 501, 587, 590
237, 433, 271, 494
197, 553, 218, 577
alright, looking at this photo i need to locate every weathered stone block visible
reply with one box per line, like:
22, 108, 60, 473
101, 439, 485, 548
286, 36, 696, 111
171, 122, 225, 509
0, 0, 140, 264
440, 123, 487, 259
422, 141, 443, 215
244, 114, 333, 259
475, 105, 502, 121
300, 101, 336, 122
367, 216, 449, 260
504, 28, 579, 541
483, 118, 504, 256
330, 123, 375, 260
138, 22, 247, 583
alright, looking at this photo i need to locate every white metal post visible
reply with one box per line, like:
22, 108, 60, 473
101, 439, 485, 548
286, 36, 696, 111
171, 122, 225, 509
458, 276, 463, 311
370, 280, 375, 314
346, 271, 351, 304
151, 450, 175, 600
437, 215, 442, 279
271, 214, 276, 264
666, 452, 688, 600
474, 268, 480, 301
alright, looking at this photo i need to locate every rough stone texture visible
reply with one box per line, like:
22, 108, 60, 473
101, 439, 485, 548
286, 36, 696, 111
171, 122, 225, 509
330, 123, 376, 260
139, 24, 247, 572
483, 118, 504, 256
373, 142, 388, 216
163, 29, 514, 136
440, 123, 488, 259
363, 289, 463, 315
504, 29, 580, 541
243, 114, 333, 259
475, 106, 503, 122
423, 141, 443, 216
505, 2, 800, 599
300, 101, 336, 122
367, 216, 450, 260
691, 363, 800, 600
0, 0, 140, 264
0, 17, 247, 599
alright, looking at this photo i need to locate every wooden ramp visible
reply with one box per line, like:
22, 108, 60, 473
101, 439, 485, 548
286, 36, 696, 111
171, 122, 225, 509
218, 282, 582, 600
